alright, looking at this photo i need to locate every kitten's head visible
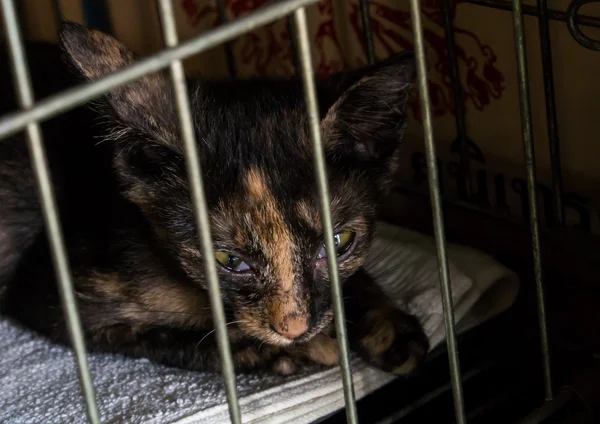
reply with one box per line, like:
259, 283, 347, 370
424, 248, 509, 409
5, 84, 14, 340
59, 22, 414, 346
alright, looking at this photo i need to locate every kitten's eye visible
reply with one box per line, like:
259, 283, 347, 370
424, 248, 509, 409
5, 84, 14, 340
214, 251, 251, 272
317, 230, 356, 259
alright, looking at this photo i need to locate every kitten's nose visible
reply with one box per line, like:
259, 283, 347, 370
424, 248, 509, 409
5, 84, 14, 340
271, 316, 308, 340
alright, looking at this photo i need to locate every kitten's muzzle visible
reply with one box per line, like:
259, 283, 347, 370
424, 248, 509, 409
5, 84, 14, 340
270, 316, 308, 340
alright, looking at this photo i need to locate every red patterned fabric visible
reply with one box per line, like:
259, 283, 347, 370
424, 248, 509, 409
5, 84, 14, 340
179, 0, 505, 121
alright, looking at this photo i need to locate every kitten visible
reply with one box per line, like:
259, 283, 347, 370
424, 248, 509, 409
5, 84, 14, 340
0, 22, 429, 376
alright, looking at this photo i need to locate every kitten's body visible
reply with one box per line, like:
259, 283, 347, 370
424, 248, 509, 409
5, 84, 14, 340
0, 24, 428, 376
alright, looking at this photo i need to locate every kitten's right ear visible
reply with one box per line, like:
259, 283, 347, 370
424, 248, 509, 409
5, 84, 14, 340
320, 51, 415, 161
58, 21, 178, 146
318, 51, 415, 192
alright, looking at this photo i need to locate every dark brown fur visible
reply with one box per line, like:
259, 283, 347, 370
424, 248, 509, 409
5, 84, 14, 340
0, 22, 428, 376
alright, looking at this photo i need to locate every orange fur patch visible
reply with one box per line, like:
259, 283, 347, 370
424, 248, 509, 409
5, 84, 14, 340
295, 199, 321, 230
244, 168, 295, 291
298, 334, 340, 366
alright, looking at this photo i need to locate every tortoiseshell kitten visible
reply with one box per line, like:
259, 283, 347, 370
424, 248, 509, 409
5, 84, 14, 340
0, 22, 428, 376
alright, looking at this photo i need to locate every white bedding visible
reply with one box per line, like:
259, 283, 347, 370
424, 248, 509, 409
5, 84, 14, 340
0, 222, 519, 423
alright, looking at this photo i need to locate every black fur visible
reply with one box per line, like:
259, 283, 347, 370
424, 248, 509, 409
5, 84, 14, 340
0, 22, 428, 376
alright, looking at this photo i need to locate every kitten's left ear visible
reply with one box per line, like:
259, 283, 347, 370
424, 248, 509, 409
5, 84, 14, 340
320, 51, 415, 178
58, 21, 178, 146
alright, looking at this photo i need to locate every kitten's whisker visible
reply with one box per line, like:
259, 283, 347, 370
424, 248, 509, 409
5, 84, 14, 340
195, 320, 246, 349
195, 329, 216, 349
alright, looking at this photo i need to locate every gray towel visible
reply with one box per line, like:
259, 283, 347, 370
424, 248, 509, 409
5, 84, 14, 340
0, 222, 519, 423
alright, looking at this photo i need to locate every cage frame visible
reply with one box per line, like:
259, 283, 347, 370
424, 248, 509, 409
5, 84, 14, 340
1, 0, 583, 421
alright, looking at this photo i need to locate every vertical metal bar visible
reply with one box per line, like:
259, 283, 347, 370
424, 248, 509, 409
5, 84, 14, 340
537, 0, 565, 226
287, 16, 301, 74
442, 0, 471, 199
156, 1, 242, 422
82, 0, 112, 34
511, 0, 553, 402
215, 0, 237, 78
0, 1, 100, 423
292, 7, 358, 424
409, 0, 466, 422
13, 0, 28, 39
52, 0, 64, 31
359, 0, 375, 64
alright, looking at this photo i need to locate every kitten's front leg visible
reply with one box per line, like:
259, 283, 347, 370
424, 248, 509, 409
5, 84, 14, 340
270, 333, 340, 375
91, 325, 339, 376
271, 269, 430, 376
342, 269, 429, 375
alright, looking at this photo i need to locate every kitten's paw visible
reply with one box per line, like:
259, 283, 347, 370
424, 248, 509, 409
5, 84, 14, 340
296, 333, 340, 367
271, 356, 299, 376
272, 333, 341, 376
353, 309, 429, 376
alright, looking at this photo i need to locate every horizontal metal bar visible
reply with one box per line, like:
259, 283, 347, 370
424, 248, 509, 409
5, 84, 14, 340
409, 0, 466, 422
292, 7, 358, 424
375, 361, 495, 424
517, 389, 572, 423
156, 0, 241, 422
0, 0, 100, 423
466, 0, 600, 28
511, 0, 554, 402
465, 393, 511, 420
0, 0, 319, 140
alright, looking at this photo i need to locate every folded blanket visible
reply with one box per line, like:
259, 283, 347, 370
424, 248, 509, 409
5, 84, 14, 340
366, 222, 520, 349
0, 222, 519, 424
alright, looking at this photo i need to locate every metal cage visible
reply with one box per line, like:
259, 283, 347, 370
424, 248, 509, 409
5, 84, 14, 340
4, 0, 595, 422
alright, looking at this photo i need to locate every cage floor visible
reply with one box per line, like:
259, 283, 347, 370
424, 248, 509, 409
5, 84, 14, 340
320, 271, 597, 424
319, 307, 530, 424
